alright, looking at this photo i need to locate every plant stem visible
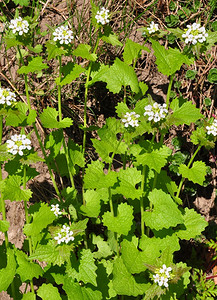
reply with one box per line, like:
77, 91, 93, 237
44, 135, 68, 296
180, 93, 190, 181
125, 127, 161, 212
57, 56, 75, 189
82, 36, 100, 155
17, 46, 31, 110
17, 47, 62, 200
32, 124, 62, 200
176, 145, 202, 198
166, 74, 175, 107
23, 164, 34, 293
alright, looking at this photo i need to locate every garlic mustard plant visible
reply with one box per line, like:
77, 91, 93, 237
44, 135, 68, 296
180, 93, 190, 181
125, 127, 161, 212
6, 134, 31, 156
206, 119, 217, 136
122, 111, 140, 128
95, 7, 110, 25
147, 21, 159, 34
54, 225, 74, 244
51, 204, 62, 217
0, 87, 16, 106
144, 102, 168, 122
182, 23, 208, 45
53, 25, 74, 45
9, 17, 29, 35
153, 265, 172, 288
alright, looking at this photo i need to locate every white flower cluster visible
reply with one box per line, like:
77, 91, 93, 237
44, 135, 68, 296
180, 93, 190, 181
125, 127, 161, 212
122, 112, 140, 128
95, 7, 110, 25
147, 21, 159, 34
182, 23, 208, 45
206, 119, 217, 136
144, 102, 168, 123
6, 134, 32, 156
53, 25, 74, 45
51, 204, 62, 217
0, 87, 16, 106
54, 225, 74, 244
9, 17, 29, 35
153, 264, 172, 288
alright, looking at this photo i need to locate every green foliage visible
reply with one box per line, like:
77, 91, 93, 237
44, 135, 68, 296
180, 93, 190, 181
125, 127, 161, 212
89, 58, 140, 93
40, 107, 73, 128
179, 161, 207, 185
56, 62, 84, 86
151, 39, 194, 76
73, 44, 97, 61
12, 0, 29, 6
17, 57, 48, 74
2, 175, 32, 201
37, 283, 61, 300
123, 38, 150, 65
0, 248, 16, 292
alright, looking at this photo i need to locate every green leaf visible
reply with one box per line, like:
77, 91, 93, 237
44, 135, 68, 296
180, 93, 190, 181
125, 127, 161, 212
46, 41, 67, 60
73, 44, 97, 61
17, 57, 48, 74
5, 102, 28, 127
22, 292, 36, 300
179, 161, 207, 185
66, 249, 97, 286
143, 189, 184, 230
45, 129, 63, 160
89, 58, 140, 93
20, 152, 44, 166
135, 145, 172, 173
16, 250, 43, 281
3, 175, 32, 201
84, 160, 117, 189
29, 239, 73, 266
112, 257, 150, 296
37, 283, 61, 300
63, 277, 102, 300
191, 126, 215, 149
0, 220, 10, 232
121, 235, 180, 274
0, 144, 11, 162
40, 107, 73, 128
57, 62, 84, 86
0, 248, 16, 292
68, 139, 85, 168
176, 208, 208, 240
12, 0, 29, 6
92, 234, 113, 259
113, 167, 143, 199
24, 203, 56, 236
151, 39, 194, 76
80, 190, 101, 218
168, 99, 203, 126
208, 68, 217, 83
123, 38, 150, 65
91, 118, 127, 163
101, 26, 123, 46
102, 202, 134, 235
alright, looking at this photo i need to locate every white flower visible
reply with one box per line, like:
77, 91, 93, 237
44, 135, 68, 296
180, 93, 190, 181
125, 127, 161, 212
6, 134, 32, 156
144, 102, 168, 123
182, 23, 208, 45
153, 265, 172, 288
0, 87, 16, 106
206, 119, 217, 136
95, 7, 110, 25
51, 204, 62, 217
54, 225, 74, 245
53, 25, 73, 45
147, 21, 159, 34
9, 17, 29, 35
122, 111, 140, 128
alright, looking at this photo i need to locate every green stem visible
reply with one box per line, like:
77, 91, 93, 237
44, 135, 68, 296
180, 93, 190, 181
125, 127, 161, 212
32, 124, 62, 200
140, 134, 156, 236
23, 165, 34, 293
176, 145, 202, 198
57, 56, 75, 188
58, 56, 62, 122
166, 74, 175, 107
17, 46, 31, 110
82, 36, 100, 155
